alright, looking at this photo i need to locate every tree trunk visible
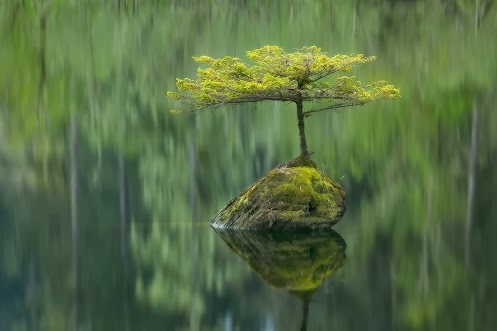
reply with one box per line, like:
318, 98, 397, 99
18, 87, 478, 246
70, 111, 80, 331
296, 98, 309, 158
465, 101, 479, 268
118, 154, 131, 331
300, 297, 310, 331
188, 114, 197, 220
390, 257, 397, 331
37, 1, 46, 129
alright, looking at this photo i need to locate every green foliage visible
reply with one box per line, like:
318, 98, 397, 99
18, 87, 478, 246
168, 45, 399, 114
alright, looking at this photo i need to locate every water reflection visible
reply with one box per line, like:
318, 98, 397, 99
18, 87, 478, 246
214, 228, 346, 331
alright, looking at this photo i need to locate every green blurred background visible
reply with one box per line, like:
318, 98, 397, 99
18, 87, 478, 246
1, 0, 496, 330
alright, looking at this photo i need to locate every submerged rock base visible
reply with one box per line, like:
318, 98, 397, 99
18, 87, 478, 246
210, 156, 346, 230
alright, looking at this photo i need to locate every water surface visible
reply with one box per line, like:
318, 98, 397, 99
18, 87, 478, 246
1, 1, 496, 330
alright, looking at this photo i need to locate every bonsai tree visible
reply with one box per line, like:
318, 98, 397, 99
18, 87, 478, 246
167, 45, 399, 159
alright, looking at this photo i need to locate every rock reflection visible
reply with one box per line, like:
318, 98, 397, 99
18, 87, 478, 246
213, 228, 347, 331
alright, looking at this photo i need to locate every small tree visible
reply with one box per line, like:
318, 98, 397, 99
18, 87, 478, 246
168, 46, 399, 158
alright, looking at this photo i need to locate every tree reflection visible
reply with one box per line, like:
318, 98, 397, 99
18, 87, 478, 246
214, 229, 346, 331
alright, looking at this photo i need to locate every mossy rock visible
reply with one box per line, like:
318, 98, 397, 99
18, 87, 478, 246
214, 228, 347, 296
210, 158, 346, 230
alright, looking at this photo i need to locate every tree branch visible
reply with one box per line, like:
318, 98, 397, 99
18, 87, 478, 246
303, 101, 365, 117
308, 68, 338, 82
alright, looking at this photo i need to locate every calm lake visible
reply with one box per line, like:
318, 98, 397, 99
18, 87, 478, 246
1, 1, 496, 330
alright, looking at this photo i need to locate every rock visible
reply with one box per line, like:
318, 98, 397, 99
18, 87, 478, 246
210, 157, 346, 230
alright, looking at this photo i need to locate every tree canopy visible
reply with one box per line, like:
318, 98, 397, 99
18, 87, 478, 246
167, 45, 399, 116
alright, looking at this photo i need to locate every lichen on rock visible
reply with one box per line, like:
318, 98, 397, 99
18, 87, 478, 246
210, 157, 346, 230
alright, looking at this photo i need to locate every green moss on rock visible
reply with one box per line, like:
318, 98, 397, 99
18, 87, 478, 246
210, 158, 346, 230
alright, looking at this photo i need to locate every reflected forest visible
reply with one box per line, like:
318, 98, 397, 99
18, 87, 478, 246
1, 1, 497, 331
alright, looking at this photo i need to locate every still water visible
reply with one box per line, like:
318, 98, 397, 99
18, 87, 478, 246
1, 1, 497, 330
